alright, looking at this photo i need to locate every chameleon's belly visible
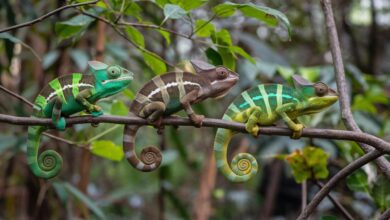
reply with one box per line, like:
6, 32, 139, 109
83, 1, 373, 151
163, 98, 182, 115
42, 96, 85, 117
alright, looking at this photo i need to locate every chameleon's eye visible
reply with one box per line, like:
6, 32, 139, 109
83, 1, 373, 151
314, 82, 328, 96
107, 66, 121, 78
216, 67, 228, 80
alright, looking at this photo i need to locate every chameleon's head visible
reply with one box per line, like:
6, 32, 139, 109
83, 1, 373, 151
190, 60, 239, 98
293, 75, 338, 115
88, 61, 133, 95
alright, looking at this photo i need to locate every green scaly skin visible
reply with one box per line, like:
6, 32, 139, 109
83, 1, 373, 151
28, 61, 133, 179
214, 75, 339, 182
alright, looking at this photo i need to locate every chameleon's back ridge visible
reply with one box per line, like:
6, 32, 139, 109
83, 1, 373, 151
214, 77, 338, 182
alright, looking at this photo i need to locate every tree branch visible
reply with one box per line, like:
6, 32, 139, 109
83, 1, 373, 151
0, 113, 390, 154
0, 0, 99, 33
379, 208, 390, 220
320, 0, 390, 177
297, 150, 383, 219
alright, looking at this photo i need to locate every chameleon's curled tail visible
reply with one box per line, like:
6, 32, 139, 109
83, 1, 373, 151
27, 126, 63, 179
123, 124, 162, 172
214, 124, 258, 182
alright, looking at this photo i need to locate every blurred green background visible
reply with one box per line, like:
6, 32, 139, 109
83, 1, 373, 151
0, 0, 389, 219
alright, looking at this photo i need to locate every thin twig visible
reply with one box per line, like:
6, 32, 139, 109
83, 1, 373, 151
315, 181, 354, 220
320, 0, 390, 177
301, 181, 307, 212
0, 85, 35, 108
298, 150, 383, 219
0, 0, 99, 33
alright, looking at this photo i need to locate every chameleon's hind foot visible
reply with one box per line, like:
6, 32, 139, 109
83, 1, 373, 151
89, 105, 103, 117
54, 117, 66, 131
291, 124, 304, 139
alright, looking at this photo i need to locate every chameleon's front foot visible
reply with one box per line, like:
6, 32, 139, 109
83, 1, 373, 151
291, 124, 304, 139
245, 124, 260, 137
54, 117, 66, 131
190, 114, 204, 127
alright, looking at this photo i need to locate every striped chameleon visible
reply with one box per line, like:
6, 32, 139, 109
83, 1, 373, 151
123, 60, 239, 172
214, 75, 339, 182
28, 61, 133, 179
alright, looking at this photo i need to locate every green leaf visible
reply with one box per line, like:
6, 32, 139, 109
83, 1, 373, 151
0, 33, 41, 61
55, 14, 95, 40
230, 45, 255, 63
205, 47, 223, 66
142, 52, 167, 75
123, 88, 135, 100
69, 49, 89, 70
42, 50, 60, 69
212, 29, 233, 46
319, 216, 339, 220
218, 47, 235, 70
372, 175, 390, 211
213, 2, 292, 36
161, 4, 187, 25
277, 66, 294, 79
110, 100, 128, 116
156, 0, 206, 11
124, 1, 142, 20
194, 19, 215, 37
352, 95, 377, 114
285, 146, 329, 183
346, 169, 370, 193
63, 182, 106, 220
125, 26, 145, 47
91, 140, 124, 161
158, 30, 171, 45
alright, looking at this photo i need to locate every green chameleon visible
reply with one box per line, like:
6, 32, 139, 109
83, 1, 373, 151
28, 61, 133, 179
123, 60, 239, 172
214, 75, 338, 182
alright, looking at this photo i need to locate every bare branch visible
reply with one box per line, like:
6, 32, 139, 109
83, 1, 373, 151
298, 150, 383, 219
320, 0, 390, 177
379, 208, 390, 220
0, 113, 390, 154
0, 0, 99, 33
315, 181, 354, 220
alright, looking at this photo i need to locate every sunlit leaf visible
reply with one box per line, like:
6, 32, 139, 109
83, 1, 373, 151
158, 30, 171, 45
142, 52, 167, 75
91, 140, 124, 161
194, 19, 215, 37
230, 45, 255, 64
346, 169, 370, 193
285, 146, 329, 183
125, 26, 145, 47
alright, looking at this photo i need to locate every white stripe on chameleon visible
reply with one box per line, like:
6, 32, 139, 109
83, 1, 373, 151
241, 91, 256, 107
276, 84, 283, 108
258, 84, 272, 117
152, 77, 170, 104
175, 72, 186, 98
147, 81, 201, 98
136, 163, 145, 170
229, 104, 240, 113
125, 151, 134, 158
123, 134, 134, 143
46, 83, 93, 101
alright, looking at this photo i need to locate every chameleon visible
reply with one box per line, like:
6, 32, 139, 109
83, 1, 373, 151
123, 60, 239, 172
214, 75, 338, 182
28, 61, 133, 179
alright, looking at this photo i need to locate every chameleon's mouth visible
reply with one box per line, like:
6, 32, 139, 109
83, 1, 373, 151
102, 76, 133, 84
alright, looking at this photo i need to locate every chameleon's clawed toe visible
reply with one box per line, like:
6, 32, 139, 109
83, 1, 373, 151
191, 114, 204, 127
291, 124, 304, 139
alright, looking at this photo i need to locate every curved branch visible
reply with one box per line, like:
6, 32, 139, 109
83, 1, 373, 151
321, 0, 390, 177
297, 150, 383, 219
0, 0, 99, 33
1, 113, 390, 154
